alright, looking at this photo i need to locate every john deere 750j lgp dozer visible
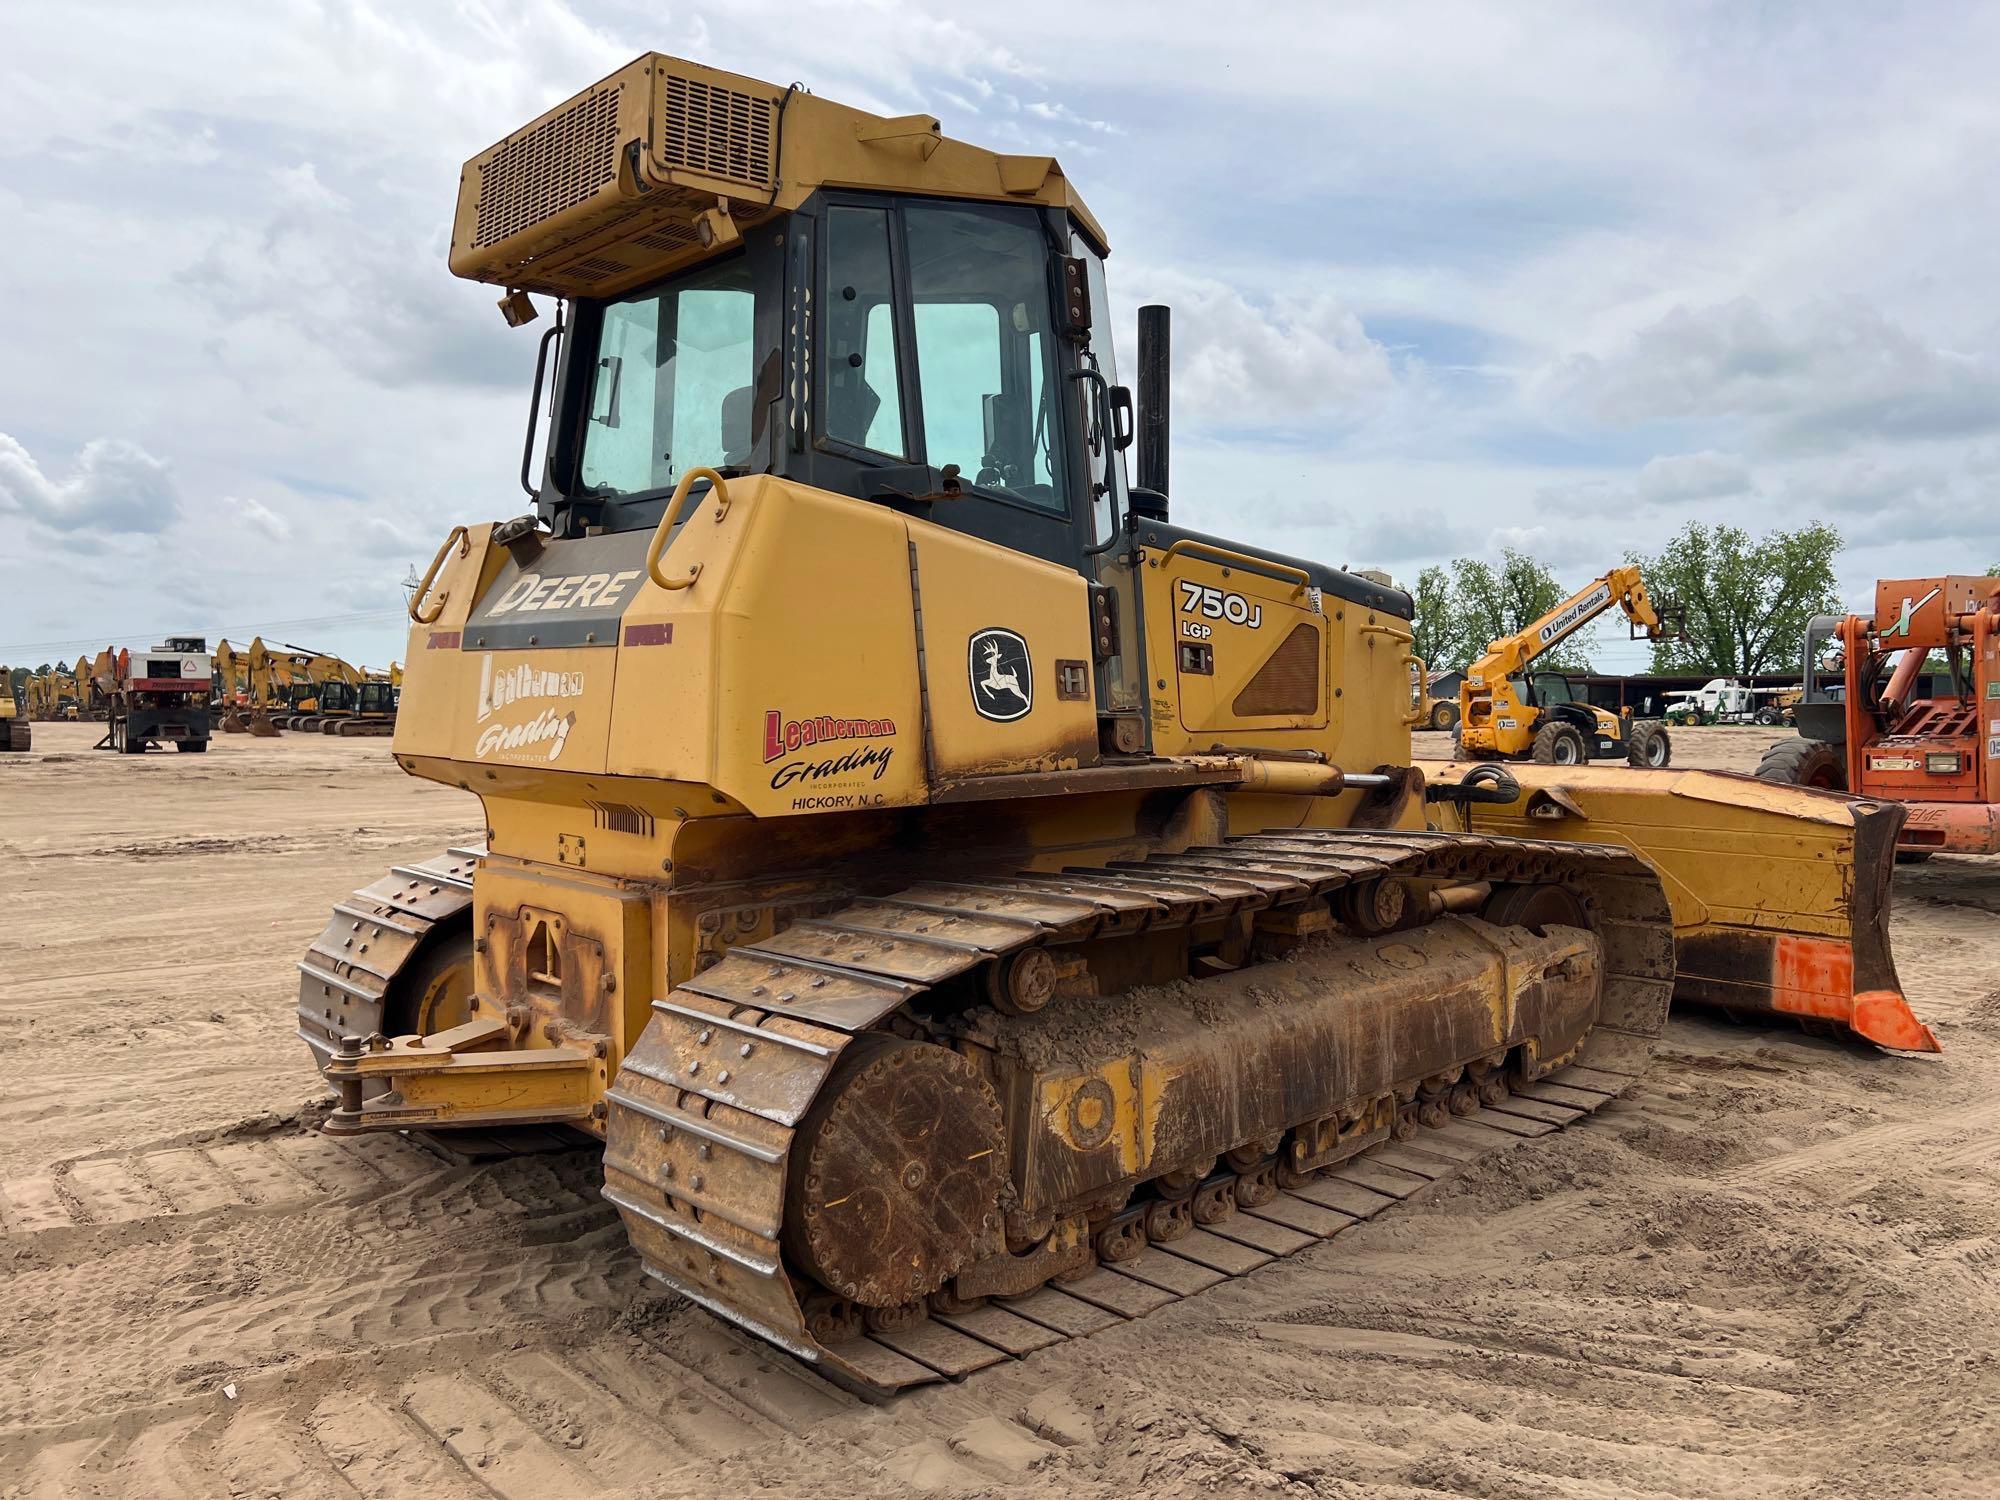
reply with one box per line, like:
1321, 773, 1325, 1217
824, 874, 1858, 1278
300, 55, 1930, 1391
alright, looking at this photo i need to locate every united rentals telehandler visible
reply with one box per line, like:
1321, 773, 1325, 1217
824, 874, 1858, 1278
298, 54, 1930, 1393
1452, 566, 1675, 766
1758, 574, 2000, 857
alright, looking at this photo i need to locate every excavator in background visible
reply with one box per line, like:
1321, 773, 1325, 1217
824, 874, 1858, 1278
1454, 566, 1676, 767
1758, 575, 2000, 857
1, 665, 26, 751
271, 649, 361, 731
72, 654, 104, 719
25, 664, 80, 722
310, 664, 402, 736
295, 54, 1931, 1394
214, 639, 281, 736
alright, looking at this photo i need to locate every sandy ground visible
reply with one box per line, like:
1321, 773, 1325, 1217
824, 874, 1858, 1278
2, 722, 1997, 1498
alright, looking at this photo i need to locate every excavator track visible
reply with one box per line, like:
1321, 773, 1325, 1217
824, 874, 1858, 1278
603, 828, 1673, 1394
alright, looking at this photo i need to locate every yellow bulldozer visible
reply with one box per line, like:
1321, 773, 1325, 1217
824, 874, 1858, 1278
299, 54, 1932, 1393
1, 665, 27, 752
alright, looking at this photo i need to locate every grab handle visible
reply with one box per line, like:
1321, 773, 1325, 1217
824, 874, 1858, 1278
645, 468, 732, 591
409, 527, 469, 625
1158, 538, 1310, 597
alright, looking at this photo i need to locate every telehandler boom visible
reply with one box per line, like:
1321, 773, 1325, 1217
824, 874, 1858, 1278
297, 54, 1929, 1392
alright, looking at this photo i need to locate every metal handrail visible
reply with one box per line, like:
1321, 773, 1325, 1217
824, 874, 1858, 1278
408, 527, 470, 625
645, 468, 732, 591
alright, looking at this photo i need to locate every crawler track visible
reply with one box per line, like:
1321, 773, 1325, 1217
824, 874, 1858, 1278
604, 828, 1673, 1392
295, 847, 481, 1069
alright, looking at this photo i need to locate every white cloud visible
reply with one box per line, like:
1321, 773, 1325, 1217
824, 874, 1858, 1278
224, 495, 292, 542
0, 434, 178, 535
1633, 450, 1752, 505
355, 515, 432, 559
1123, 269, 1399, 430
1543, 298, 2000, 452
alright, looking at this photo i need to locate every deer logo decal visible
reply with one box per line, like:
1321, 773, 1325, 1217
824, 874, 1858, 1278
968, 628, 1033, 722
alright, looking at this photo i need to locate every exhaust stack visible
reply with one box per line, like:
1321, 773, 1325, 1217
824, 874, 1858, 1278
1133, 304, 1170, 520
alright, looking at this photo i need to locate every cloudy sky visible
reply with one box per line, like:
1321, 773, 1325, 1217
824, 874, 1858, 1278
3, 1, 1997, 673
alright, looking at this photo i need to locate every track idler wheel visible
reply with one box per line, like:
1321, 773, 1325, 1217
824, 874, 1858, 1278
783, 1035, 1005, 1310
1337, 878, 1413, 935
986, 947, 1058, 1016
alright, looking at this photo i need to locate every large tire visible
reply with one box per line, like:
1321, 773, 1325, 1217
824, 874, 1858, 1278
1754, 707, 1781, 726
1625, 721, 1671, 768
1429, 701, 1461, 732
1530, 721, 1587, 766
175, 739, 208, 753
1754, 736, 1845, 790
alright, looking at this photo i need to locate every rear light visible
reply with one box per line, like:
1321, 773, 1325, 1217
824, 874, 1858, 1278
1925, 752, 1962, 774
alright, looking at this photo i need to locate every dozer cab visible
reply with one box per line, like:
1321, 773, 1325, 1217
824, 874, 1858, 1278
1758, 575, 2000, 857
298, 54, 1930, 1392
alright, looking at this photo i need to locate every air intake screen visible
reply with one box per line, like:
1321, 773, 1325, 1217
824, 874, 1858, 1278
471, 84, 624, 249
659, 74, 775, 187
1232, 623, 1322, 717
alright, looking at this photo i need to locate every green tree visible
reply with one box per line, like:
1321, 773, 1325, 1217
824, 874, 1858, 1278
1409, 565, 1453, 672
1446, 548, 1594, 672
1628, 521, 1841, 677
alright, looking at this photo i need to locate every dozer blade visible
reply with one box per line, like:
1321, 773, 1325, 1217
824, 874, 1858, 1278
1419, 760, 1937, 1053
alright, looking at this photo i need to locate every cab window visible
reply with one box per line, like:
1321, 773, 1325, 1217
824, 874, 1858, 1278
905, 202, 1068, 512
578, 255, 756, 494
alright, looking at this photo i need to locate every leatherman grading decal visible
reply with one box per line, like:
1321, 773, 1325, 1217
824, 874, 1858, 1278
474, 654, 583, 762
969, 628, 1033, 722
763, 710, 899, 762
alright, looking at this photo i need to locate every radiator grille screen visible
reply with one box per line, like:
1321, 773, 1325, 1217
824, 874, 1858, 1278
471, 84, 623, 249
659, 73, 775, 187
1231, 623, 1322, 717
